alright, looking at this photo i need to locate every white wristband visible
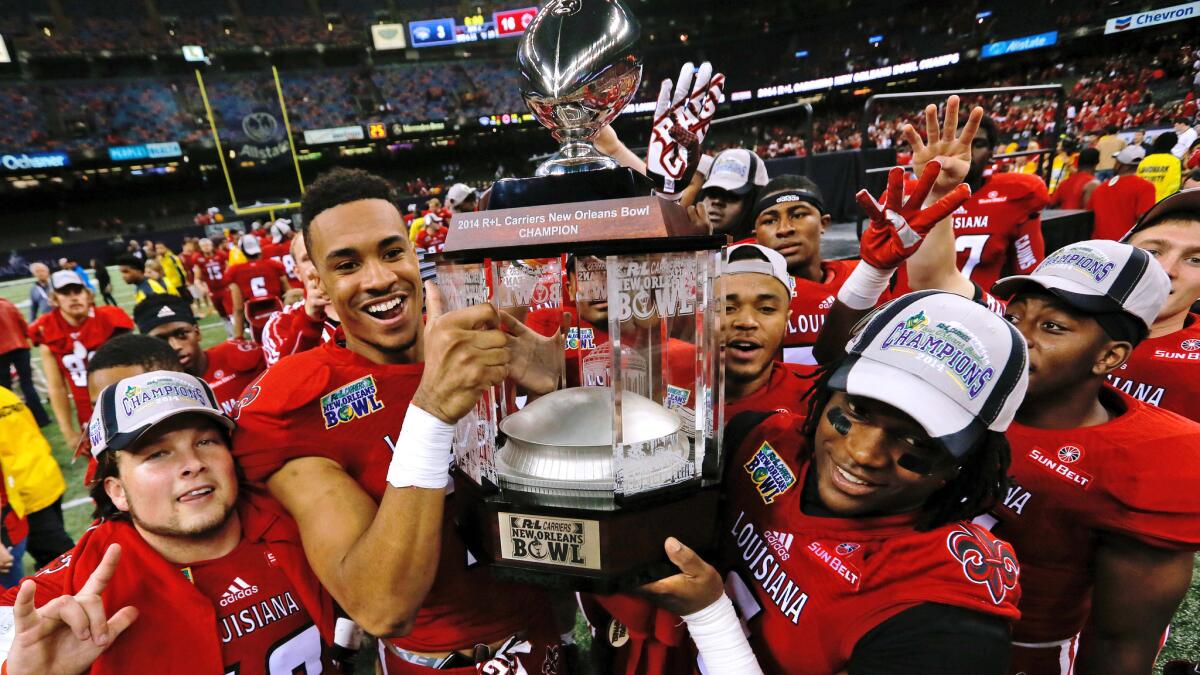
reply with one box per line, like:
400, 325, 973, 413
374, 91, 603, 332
386, 404, 455, 489
681, 594, 763, 675
836, 262, 893, 311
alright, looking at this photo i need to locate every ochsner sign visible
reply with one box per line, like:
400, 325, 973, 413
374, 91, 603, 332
2, 152, 70, 171
1105, 2, 1198, 34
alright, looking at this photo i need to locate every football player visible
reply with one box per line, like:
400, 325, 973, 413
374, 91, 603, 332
260, 230, 339, 367
232, 168, 567, 673
193, 237, 233, 337
134, 294, 265, 416
27, 270, 133, 449
225, 235, 289, 340
643, 290, 1030, 675
0, 371, 342, 674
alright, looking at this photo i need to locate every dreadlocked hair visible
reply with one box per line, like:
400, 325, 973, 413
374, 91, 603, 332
798, 356, 1011, 532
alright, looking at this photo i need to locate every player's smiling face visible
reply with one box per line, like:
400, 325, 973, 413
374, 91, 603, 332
309, 198, 423, 364
754, 199, 827, 274
812, 392, 955, 517
1129, 219, 1200, 324
722, 273, 789, 392
105, 414, 238, 541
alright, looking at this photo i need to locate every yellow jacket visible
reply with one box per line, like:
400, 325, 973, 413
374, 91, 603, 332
0, 387, 66, 516
1137, 152, 1182, 202
158, 250, 189, 290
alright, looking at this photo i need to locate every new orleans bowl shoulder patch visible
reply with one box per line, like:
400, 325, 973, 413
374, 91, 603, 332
743, 441, 796, 504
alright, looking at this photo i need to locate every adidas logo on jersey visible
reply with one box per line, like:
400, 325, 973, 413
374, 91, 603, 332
219, 577, 260, 607
764, 529, 793, 560
818, 295, 835, 310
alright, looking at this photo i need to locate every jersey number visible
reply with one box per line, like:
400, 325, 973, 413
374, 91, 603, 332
250, 277, 268, 298
956, 234, 990, 281
61, 340, 92, 388
224, 623, 322, 675
207, 263, 224, 281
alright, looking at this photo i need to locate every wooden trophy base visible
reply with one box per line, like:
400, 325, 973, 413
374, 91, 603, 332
453, 472, 721, 594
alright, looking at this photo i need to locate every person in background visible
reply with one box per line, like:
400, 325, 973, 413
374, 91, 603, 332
415, 218, 447, 254
27, 270, 133, 449
134, 294, 265, 416
1089, 146, 1158, 240
0, 384, 71, 573
259, 219, 303, 290
1050, 147, 1100, 210
154, 242, 191, 303
1095, 126, 1126, 181
0, 460, 26, 589
1186, 168, 1200, 190
0, 297, 50, 426
1173, 118, 1197, 160
1139, 132, 1183, 202
117, 255, 178, 305
90, 257, 116, 306
26, 263, 51, 321
697, 148, 769, 240
444, 183, 477, 215
225, 234, 289, 340
259, 231, 339, 368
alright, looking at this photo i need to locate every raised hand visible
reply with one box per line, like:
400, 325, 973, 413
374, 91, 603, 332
901, 95, 984, 194
6, 544, 138, 675
855, 161, 972, 270
647, 62, 726, 196
639, 537, 725, 617
412, 281, 510, 424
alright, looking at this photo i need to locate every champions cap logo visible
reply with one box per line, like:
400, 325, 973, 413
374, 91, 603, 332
1037, 245, 1116, 284
321, 376, 385, 429
120, 378, 209, 417
743, 442, 797, 504
945, 523, 1019, 605
879, 310, 996, 399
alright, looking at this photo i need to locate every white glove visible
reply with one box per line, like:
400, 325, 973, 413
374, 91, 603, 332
646, 62, 725, 196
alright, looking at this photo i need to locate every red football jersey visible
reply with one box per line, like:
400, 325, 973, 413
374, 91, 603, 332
1089, 174, 1158, 241
189, 537, 333, 675
204, 339, 265, 415
196, 251, 230, 290
27, 305, 133, 425
260, 300, 336, 368
232, 337, 550, 653
782, 259, 862, 366
179, 251, 198, 283
1107, 315, 1200, 422
227, 259, 288, 301
950, 172, 1048, 291
260, 240, 304, 289
990, 388, 1200, 642
726, 362, 817, 418
722, 414, 1021, 674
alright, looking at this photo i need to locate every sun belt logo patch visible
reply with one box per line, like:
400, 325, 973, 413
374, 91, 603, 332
321, 375, 385, 429
1057, 445, 1082, 463
945, 523, 1019, 605
1182, 338, 1200, 352
743, 442, 796, 504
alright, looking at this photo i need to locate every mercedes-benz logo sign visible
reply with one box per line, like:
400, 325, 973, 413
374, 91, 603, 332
242, 112, 279, 144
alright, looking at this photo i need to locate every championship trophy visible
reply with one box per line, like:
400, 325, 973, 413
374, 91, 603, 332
435, 0, 728, 592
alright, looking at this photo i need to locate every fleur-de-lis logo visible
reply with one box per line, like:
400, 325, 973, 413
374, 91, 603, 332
946, 523, 1019, 605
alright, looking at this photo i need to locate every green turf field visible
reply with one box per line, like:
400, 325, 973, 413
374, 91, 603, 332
3, 268, 1195, 672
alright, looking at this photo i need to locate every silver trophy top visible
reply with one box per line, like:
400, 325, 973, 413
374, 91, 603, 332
517, 0, 643, 175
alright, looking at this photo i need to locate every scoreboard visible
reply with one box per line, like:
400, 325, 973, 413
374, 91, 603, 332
406, 7, 536, 48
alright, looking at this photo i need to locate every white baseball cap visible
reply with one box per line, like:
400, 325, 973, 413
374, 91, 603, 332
992, 239, 1169, 334
446, 183, 476, 209
86, 371, 235, 458
831, 291, 1029, 459
1113, 145, 1146, 165
702, 149, 768, 195
269, 219, 292, 243
51, 270, 87, 290
240, 233, 262, 256
725, 244, 792, 296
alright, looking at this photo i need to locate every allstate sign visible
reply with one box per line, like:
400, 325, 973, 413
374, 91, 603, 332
980, 31, 1058, 59
1105, 1, 1198, 34
1, 152, 70, 171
